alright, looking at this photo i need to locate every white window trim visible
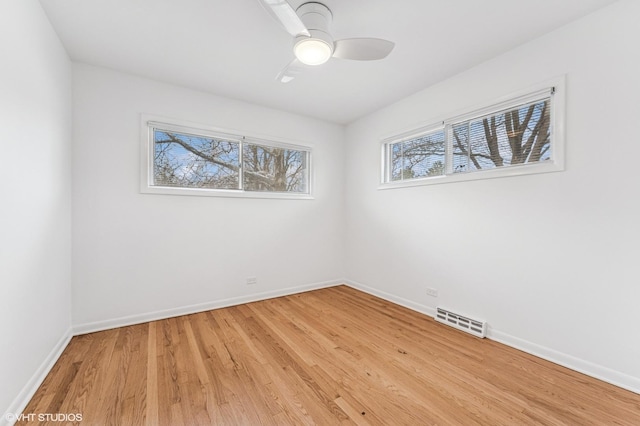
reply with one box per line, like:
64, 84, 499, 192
140, 114, 314, 199
379, 76, 566, 189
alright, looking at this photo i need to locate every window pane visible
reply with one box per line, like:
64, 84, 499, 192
243, 143, 308, 192
389, 130, 446, 182
469, 118, 496, 171
402, 131, 445, 178
457, 98, 551, 172
452, 123, 470, 173
153, 130, 240, 189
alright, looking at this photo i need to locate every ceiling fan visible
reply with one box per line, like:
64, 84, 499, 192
258, 0, 395, 82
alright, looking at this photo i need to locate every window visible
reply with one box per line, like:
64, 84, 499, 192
141, 119, 311, 198
381, 84, 563, 187
389, 128, 446, 181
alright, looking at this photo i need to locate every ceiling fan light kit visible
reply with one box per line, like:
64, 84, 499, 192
294, 37, 332, 65
259, 0, 395, 81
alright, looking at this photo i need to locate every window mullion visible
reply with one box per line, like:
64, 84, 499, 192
467, 121, 471, 172
238, 137, 244, 190
384, 144, 390, 183
400, 141, 405, 181
388, 144, 393, 182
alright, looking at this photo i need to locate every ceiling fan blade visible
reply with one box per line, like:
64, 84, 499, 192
258, 0, 310, 37
333, 38, 395, 61
275, 58, 307, 83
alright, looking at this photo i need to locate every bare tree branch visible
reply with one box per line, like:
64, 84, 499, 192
155, 134, 275, 186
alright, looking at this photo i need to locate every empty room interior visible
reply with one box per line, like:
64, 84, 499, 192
2, 0, 640, 424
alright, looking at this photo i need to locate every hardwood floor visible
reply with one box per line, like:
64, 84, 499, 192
19, 285, 640, 425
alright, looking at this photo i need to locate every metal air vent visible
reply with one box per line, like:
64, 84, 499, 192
435, 307, 486, 338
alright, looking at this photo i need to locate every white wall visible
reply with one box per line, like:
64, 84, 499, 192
0, 0, 73, 420
72, 64, 345, 329
344, 0, 640, 392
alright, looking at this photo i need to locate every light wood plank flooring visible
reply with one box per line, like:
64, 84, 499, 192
19, 285, 640, 425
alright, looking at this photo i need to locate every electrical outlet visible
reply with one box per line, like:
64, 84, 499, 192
246, 276, 257, 285
426, 287, 438, 297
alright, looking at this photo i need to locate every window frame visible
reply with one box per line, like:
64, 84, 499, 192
140, 115, 313, 199
379, 78, 565, 189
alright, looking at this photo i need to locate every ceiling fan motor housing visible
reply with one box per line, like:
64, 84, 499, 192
295, 2, 334, 51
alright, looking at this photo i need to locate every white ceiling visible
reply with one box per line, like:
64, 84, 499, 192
40, 0, 616, 124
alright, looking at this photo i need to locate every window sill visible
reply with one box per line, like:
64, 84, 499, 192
141, 185, 314, 199
378, 161, 563, 190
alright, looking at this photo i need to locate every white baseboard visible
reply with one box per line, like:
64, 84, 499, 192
2, 328, 73, 426
487, 329, 640, 394
344, 279, 639, 395
73, 279, 343, 335
344, 279, 436, 317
